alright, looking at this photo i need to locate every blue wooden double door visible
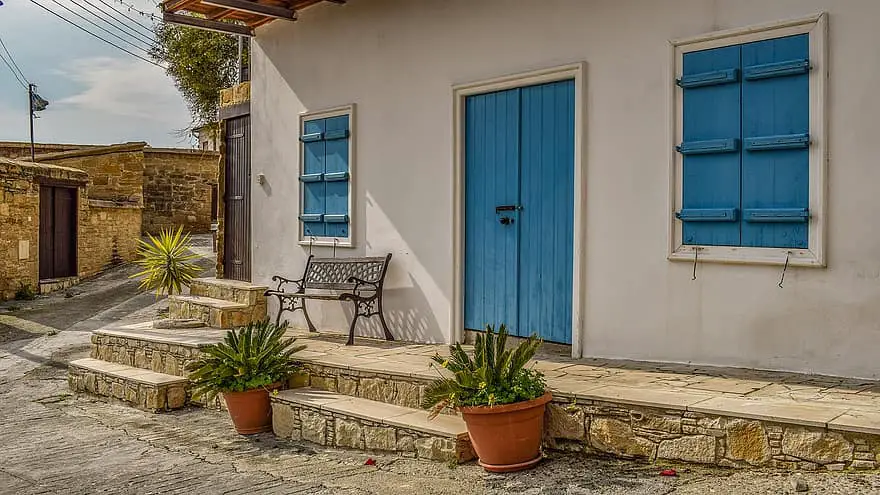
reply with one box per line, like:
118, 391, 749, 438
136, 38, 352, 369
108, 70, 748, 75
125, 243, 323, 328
464, 79, 575, 344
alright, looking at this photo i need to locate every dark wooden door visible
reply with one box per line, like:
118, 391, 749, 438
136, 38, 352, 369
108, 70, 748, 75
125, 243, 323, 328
39, 186, 77, 280
224, 114, 251, 281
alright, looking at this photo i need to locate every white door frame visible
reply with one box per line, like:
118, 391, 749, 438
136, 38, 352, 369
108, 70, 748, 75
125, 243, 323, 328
451, 62, 587, 358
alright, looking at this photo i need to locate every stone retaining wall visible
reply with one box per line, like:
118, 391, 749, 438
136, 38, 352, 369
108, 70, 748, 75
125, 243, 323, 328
545, 398, 880, 471
295, 363, 431, 411
142, 149, 219, 235
79, 204, 142, 278
271, 399, 474, 463
68, 365, 187, 412
91, 333, 203, 378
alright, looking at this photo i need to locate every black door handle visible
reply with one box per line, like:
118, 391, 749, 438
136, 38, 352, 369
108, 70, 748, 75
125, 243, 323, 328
499, 216, 514, 225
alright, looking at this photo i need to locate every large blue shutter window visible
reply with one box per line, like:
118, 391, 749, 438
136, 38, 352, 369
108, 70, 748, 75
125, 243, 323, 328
677, 34, 810, 249
299, 114, 350, 238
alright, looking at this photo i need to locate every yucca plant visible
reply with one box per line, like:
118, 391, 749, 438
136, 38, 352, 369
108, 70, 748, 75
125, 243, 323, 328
132, 226, 202, 296
422, 324, 545, 418
187, 320, 306, 403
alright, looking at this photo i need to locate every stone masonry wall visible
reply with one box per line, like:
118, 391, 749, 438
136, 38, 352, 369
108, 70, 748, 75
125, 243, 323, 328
79, 204, 142, 278
544, 397, 880, 471
68, 364, 187, 412
142, 149, 219, 235
35, 143, 146, 206
0, 141, 91, 159
0, 158, 87, 300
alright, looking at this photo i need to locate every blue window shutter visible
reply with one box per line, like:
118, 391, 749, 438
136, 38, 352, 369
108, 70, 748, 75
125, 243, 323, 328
741, 34, 809, 248
680, 45, 742, 246
323, 114, 350, 238
301, 118, 326, 237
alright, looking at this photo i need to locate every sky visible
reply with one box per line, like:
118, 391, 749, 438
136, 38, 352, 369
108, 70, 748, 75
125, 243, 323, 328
0, 0, 195, 147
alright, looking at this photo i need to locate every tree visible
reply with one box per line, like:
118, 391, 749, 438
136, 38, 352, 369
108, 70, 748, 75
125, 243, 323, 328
151, 23, 246, 127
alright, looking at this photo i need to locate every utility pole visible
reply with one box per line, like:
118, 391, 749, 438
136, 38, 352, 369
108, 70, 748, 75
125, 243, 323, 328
28, 83, 35, 161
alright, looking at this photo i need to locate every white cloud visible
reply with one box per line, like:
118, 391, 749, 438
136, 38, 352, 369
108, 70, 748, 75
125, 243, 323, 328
55, 56, 188, 123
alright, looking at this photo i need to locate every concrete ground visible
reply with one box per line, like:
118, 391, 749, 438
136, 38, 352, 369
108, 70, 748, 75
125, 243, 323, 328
2, 242, 880, 493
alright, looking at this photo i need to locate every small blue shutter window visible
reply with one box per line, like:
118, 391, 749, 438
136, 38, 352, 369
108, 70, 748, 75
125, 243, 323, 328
741, 34, 809, 248
677, 34, 810, 249
679, 45, 742, 246
300, 114, 350, 238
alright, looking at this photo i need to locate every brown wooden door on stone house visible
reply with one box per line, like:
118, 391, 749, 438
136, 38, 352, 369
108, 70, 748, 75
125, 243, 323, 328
224, 114, 251, 281
39, 186, 78, 280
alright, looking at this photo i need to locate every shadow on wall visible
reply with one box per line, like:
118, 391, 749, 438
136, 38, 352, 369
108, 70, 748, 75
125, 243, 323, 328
267, 273, 442, 344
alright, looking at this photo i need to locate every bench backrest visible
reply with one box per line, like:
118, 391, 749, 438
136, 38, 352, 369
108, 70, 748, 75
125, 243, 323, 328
303, 254, 391, 291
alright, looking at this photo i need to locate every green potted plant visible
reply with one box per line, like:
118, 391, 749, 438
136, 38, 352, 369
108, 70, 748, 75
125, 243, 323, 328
187, 320, 305, 434
132, 226, 202, 296
423, 324, 550, 473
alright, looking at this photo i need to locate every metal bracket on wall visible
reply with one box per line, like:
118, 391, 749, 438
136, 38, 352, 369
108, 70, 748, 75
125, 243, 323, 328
778, 251, 791, 288
691, 247, 702, 281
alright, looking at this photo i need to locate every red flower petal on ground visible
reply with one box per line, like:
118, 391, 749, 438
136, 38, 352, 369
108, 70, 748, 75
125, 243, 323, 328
660, 469, 677, 477
364, 458, 377, 466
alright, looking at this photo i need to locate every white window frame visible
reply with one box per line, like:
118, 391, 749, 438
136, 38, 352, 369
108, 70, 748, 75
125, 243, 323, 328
667, 13, 827, 267
297, 103, 356, 248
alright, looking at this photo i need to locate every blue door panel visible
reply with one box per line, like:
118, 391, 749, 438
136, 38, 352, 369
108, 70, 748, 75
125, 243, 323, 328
302, 118, 326, 237
518, 80, 574, 343
681, 45, 742, 246
741, 34, 809, 248
464, 89, 521, 333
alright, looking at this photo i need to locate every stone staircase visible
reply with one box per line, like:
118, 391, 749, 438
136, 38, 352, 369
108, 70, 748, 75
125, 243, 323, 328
68, 278, 268, 412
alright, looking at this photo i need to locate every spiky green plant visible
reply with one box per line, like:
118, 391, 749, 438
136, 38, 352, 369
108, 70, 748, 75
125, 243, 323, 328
422, 324, 545, 418
132, 227, 202, 296
187, 320, 306, 402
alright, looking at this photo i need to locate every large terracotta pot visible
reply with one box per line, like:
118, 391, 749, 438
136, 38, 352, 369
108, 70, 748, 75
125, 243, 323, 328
459, 392, 552, 473
223, 384, 280, 435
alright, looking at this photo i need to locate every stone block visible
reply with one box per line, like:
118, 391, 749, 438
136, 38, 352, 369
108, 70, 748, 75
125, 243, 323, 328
589, 417, 656, 459
394, 381, 420, 408
364, 426, 396, 451
288, 372, 310, 389
360, 377, 393, 403
726, 419, 771, 465
337, 376, 358, 397
335, 419, 364, 449
300, 409, 327, 445
133, 349, 147, 369
151, 352, 164, 373
415, 437, 456, 462
163, 357, 179, 377
166, 386, 186, 409
782, 427, 854, 464
272, 404, 299, 439
396, 434, 416, 453
658, 435, 716, 464
632, 410, 682, 435
850, 460, 875, 470
546, 403, 586, 441
310, 375, 337, 392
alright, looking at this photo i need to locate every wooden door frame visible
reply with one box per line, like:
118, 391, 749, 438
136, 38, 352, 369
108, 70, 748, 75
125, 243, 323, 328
39, 185, 79, 281
223, 113, 252, 281
451, 62, 587, 358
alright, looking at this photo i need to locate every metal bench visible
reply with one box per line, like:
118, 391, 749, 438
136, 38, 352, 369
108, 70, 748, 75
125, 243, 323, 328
265, 254, 394, 345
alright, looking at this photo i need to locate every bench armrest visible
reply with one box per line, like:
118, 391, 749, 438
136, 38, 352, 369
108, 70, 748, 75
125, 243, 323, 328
271, 275, 305, 293
347, 276, 379, 293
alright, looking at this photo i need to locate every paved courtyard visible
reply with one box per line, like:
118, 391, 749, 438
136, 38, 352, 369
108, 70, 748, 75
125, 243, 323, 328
3, 263, 880, 493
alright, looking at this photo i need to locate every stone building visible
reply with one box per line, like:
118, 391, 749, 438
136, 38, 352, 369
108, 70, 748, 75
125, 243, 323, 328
0, 142, 219, 301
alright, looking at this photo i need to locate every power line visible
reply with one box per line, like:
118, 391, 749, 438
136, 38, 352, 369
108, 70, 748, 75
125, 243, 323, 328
0, 34, 29, 85
29, 0, 166, 69
96, 0, 156, 37
0, 50, 28, 89
111, 0, 160, 22
73, 0, 156, 46
44, 0, 154, 55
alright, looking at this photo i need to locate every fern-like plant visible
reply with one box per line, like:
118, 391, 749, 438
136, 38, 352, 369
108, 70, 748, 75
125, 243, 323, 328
132, 226, 202, 296
422, 324, 545, 418
187, 320, 306, 402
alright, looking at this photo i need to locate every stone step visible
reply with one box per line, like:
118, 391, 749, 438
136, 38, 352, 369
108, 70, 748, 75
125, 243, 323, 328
68, 358, 189, 412
271, 388, 474, 463
168, 294, 264, 328
189, 277, 268, 306
91, 326, 216, 377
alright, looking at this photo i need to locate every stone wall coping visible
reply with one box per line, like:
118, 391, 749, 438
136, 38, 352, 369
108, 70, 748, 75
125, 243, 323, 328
689, 396, 848, 429
144, 147, 220, 157
828, 410, 880, 436
0, 157, 90, 181
70, 358, 188, 386
33, 142, 147, 161
191, 277, 269, 291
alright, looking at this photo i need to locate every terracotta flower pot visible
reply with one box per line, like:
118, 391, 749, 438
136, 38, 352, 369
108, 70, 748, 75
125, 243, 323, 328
223, 383, 281, 435
459, 392, 552, 473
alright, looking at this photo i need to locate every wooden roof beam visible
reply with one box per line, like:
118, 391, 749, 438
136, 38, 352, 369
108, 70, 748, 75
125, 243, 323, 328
201, 0, 297, 21
162, 12, 254, 36
209, 7, 236, 20
162, 0, 200, 13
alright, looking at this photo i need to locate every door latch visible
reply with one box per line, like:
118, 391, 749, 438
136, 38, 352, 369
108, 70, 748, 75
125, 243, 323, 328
495, 204, 522, 213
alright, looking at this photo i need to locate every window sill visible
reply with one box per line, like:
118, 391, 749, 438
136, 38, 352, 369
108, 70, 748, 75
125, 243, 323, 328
298, 238, 354, 249
668, 245, 824, 267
